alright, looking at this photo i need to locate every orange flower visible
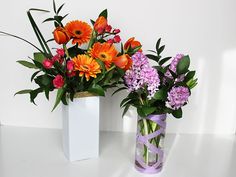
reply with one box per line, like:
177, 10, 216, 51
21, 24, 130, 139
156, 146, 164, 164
90, 42, 118, 69
124, 37, 142, 52
72, 55, 101, 81
94, 16, 107, 32
65, 20, 92, 45
113, 54, 132, 70
53, 27, 70, 44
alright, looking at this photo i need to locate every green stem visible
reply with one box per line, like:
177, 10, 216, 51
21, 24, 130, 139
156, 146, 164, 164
63, 44, 69, 58
142, 118, 149, 165
87, 30, 95, 50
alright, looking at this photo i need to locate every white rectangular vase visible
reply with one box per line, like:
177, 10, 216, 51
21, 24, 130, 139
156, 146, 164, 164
62, 95, 100, 161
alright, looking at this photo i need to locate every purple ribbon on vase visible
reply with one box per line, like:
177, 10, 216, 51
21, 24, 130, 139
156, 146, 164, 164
135, 114, 167, 174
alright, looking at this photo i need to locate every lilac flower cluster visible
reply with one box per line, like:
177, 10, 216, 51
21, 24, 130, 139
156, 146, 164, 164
124, 52, 160, 99
166, 86, 190, 110
165, 54, 185, 82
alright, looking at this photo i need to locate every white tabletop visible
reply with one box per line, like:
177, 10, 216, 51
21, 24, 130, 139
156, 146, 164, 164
0, 126, 235, 177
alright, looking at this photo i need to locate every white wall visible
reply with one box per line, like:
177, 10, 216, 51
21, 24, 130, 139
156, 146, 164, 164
1, 0, 236, 134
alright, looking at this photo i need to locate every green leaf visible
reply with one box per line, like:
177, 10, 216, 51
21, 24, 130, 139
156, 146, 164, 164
29, 8, 50, 13
146, 54, 159, 62
57, 3, 65, 14
159, 57, 172, 65
14, 89, 32, 96
30, 88, 43, 105
88, 84, 105, 96
122, 104, 130, 117
0, 31, 44, 53
43, 18, 55, 23
53, 0, 56, 13
32, 60, 43, 68
27, 10, 52, 56
172, 108, 182, 118
34, 75, 51, 87
90, 19, 95, 25
156, 38, 161, 52
154, 88, 168, 101
177, 55, 190, 75
120, 43, 124, 54
61, 93, 68, 105
158, 45, 165, 55
184, 71, 196, 82
44, 88, 50, 100
52, 87, 65, 111
120, 97, 131, 107
99, 9, 108, 19
141, 106, 156, 116
46, 38, 54, 43
34, 52, 45, 63
62, 14, 69, 20
67, 45, 85, 57
17, 60, 38, 69
137, 107, 146, 117
187, 78, 198, 89
95, 59, 106, 73
153, 66, 167, 74
31, 71, 40, 82
112, 87, 127, 96
147, 50, 156, 54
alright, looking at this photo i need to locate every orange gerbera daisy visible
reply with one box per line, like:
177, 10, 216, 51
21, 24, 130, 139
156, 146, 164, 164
72, 54, 101, 81
90, 42, 118, 69
65, 20, 92, 45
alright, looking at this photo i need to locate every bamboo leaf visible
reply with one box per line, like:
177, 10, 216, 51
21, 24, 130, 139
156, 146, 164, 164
0, 31, 43, 53
27, 10, 52, 56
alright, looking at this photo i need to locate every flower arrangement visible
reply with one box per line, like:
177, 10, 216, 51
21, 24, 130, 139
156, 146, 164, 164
116, 38, 197, 173
0, 1, 140, 111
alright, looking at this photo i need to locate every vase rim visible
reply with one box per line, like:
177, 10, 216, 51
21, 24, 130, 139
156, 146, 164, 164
74, 91, 98, 98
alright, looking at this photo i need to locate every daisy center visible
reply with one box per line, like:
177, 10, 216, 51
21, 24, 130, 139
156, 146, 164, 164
75, 30, 82, 35
81, 65, 89, 71
100, 53, 107, 59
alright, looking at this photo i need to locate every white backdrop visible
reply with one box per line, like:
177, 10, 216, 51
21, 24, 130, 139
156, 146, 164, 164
0, 0, 236, 134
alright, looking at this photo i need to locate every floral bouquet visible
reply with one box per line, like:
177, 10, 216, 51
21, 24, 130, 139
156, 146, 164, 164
116, 38, 197, 173
0, 1, 139, 110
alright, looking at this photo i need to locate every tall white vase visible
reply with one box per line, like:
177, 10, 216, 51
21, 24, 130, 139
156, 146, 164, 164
62, 94, 100, 161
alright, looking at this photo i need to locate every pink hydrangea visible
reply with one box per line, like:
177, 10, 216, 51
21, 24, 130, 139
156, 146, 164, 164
166, 86, 190, 110
165, 54, 185, 82
124, 52, 160, 99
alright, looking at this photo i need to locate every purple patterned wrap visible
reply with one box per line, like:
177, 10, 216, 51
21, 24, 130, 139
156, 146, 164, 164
135, 114, 167, 174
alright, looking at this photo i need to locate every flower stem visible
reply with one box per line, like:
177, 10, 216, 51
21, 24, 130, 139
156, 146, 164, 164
142, 118, 149, 165
63, 44, 69, 58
